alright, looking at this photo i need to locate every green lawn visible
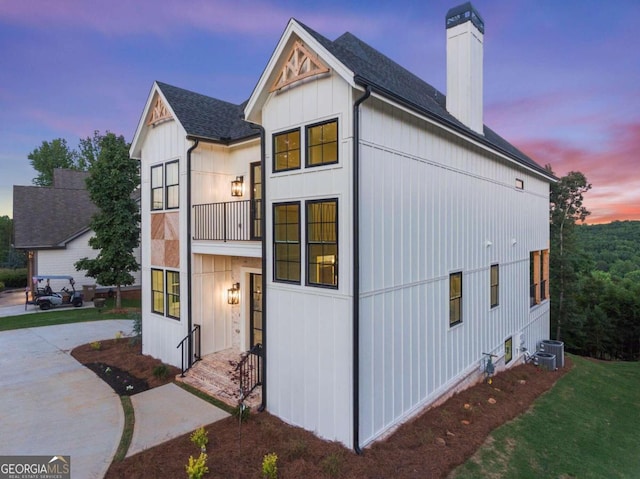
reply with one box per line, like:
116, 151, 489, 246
0, 298, 141, 332
451, 355, 640, 479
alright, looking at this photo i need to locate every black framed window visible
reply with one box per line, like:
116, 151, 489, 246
450, 272, 462, 327
306, 119, 338, 167
273, 202, 300, 283
306, 199, 338, 288
273, 129, 300, 172
165, 161, 179, 209
166, 270, 180, 319
490, 264, 499, 308
151, 165, 163, 210
505, 337, 513, 364
151, 268, 164, 314
250, 161, 262, 240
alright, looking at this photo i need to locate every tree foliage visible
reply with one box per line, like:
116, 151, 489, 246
28, 131, 106, 186
74, 133, 140, 308
546, 165, 592, 342
28, 138, 78, 186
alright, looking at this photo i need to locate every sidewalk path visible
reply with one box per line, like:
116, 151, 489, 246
0, 320, 131, 479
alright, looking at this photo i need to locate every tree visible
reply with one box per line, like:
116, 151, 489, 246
75, 133, 140, 308
28, 138, 78, 186
547, 166, 592, 341
77, 130, 103, 170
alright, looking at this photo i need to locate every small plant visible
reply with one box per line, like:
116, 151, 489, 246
115, 331, 123, 341
321, 452, 344, 478
153, 363, 169, 380
90, 341, 102, 351
185, 453, 208, 479
190, 426, 209, 452
283, 438, 308, 460
129, 312, 142, 345
262, 452, 278, 479
233, 403, 250, 423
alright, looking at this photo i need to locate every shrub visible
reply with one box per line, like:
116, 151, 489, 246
321, 452, 344, 478
152, 363, 169, 380
262, 452, 278, 479
0, 268, 27, 288
185, 453, 208, 479
129, 312, 142, 345
233, 403, 250, 423
190, 427, 208, 452
90, 341, 102, 351
0, 281, 5, 291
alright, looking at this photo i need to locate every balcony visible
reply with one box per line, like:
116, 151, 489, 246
193, 199, 262, 241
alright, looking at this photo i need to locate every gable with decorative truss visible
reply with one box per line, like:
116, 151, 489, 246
270, 40, 330, 92
147, 95, 173, 126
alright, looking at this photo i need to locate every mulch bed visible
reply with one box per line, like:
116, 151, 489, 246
84, 362, 149, 396
102, 351, 571, 479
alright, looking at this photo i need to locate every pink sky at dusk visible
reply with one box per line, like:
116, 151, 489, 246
0, 0, 638, 225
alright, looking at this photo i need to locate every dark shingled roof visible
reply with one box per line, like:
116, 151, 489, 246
13, 170, 98, 249
296, 20, 550, 178
156, 82, 257, 143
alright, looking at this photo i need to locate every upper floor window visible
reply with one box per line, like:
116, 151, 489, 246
151, 161, 179, 210
306, 199, 338, 288
151, 165, 163, 210
273, 202, 300, 283
251, 162, 262, 240
306, 120, 338, 167
273, 129, 300, 172
515, 178, 524, 190
490, 264, 499, 308
450, 272, 463, 327
165, 161, 179, 209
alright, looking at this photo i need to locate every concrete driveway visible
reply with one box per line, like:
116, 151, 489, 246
0, 320, 132, 479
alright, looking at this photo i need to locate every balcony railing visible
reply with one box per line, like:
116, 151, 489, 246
193, 199, 261, 241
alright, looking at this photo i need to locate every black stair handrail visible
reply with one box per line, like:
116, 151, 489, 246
177, 324, 201, 376
236, 343, 263, 400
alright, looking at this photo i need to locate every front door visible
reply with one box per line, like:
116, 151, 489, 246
249, 273, 263, 348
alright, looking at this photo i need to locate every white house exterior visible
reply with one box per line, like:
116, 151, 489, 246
131, 3, 553, 450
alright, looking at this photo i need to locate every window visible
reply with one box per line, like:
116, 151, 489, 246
505, 337, 513, 364
273, 129, 300, 172
450, 272, 462, 326
251, 161, 262, 240
151, 269, 164, 314
515, 178, 524, 190
490, 264, 499, 308
273, 202, 300, 283
151, 165, 163, 210
307, 199, 338, 288
165, 161, 179, 209
306, 120, 338, 167
530, 249, 549, 307
166, 270, 180, 319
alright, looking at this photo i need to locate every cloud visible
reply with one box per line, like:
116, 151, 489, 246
514, 121, 640, 224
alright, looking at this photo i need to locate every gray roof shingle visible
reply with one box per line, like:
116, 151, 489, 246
13, 170, 99, 249
156, 82, 258, 143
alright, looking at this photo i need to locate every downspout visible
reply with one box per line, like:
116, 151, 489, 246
352, 85, 371, 455
186, 139, 200, 365
249, 122, 267, 412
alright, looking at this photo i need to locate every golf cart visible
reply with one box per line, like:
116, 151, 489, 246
31, 275, 84, 310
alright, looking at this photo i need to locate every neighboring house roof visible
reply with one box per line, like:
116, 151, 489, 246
13, 169, 99, 249
293, 20, 552, 179
156, 82, 258, 143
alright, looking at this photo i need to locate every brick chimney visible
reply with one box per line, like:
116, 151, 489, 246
446, 2, 484, 135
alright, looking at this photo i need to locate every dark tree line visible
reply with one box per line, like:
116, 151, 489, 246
548, 164, 640, 360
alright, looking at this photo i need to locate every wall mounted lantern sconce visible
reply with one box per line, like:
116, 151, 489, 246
227, 282, 240, 305
231, 176, 244, 197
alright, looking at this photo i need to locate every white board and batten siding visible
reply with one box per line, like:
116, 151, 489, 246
264, 73, 355, 445
140, 118, 191, 368
357, 98, 550, 445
